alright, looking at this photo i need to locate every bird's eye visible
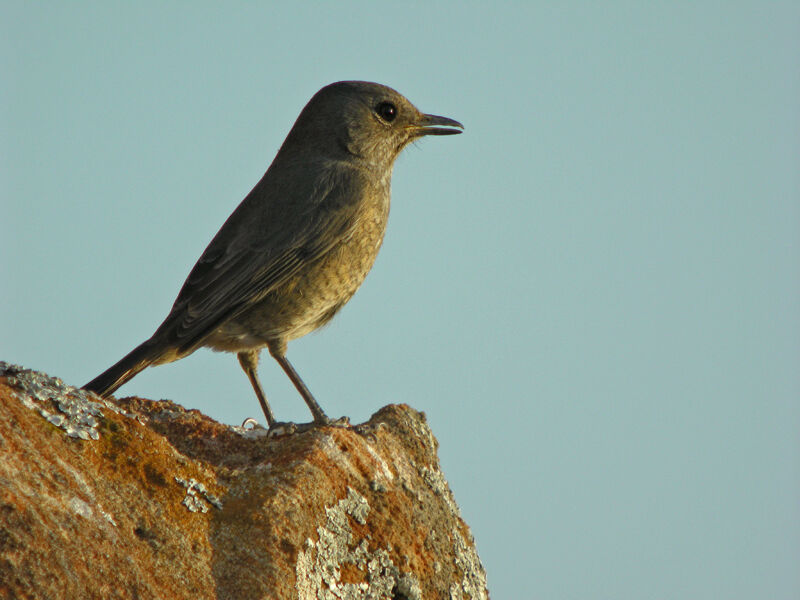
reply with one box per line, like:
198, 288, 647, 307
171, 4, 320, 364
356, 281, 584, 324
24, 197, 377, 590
376, 101, 397, 122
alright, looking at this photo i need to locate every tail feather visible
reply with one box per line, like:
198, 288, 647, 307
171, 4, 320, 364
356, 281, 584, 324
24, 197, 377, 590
83, 341, 160, 397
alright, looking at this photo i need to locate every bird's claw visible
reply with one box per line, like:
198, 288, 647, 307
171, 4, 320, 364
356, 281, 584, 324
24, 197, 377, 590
265, 415, 350, 437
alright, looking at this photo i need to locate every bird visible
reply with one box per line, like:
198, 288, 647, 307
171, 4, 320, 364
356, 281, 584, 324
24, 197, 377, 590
84, 80, 463, 428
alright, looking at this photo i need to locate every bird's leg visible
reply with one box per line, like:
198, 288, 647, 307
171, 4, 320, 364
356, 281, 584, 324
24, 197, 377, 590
237, 350, 276, 427
267, 346, 331, 425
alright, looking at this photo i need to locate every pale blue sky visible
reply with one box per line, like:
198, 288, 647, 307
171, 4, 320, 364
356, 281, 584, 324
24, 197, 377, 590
2, 3, 799, 598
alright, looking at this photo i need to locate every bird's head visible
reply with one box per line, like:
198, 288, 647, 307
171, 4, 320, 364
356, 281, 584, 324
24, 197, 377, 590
282, 81, 463, 169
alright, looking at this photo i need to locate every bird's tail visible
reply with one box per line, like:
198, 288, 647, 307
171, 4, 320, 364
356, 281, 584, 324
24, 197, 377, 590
83, 341, 161, 398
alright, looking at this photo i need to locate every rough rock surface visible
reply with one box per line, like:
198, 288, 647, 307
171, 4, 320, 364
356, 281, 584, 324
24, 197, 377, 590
0, 362, 489, 599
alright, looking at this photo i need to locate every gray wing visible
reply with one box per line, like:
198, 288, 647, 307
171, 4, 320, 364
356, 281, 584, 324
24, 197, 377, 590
150, 163, 366, 355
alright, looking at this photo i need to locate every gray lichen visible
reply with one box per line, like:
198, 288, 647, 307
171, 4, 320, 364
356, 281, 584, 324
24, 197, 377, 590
405, 412, 438, 454
1, 362, 145, 441
3, 361, 104, 440
66, 495, 118, 529
419, 466, 488, 599
232, 420, 269, 439
450, 527, 489, 600
420, 465, 460, 517
296, 487, 421, 600
68, 496, 94, 519
175, 476, 223, 512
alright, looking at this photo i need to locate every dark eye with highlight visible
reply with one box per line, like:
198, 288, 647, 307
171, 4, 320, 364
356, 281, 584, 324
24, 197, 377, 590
375, 101, 397, 122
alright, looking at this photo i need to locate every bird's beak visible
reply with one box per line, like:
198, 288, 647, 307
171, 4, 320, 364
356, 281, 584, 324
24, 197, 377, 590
413, 113, 464, 136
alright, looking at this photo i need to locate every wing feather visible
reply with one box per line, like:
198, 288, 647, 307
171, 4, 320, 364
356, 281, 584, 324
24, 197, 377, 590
150, 161, 366, 354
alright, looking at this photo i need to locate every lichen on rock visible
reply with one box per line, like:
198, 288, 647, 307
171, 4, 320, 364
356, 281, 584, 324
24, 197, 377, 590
296, 487, 422, 600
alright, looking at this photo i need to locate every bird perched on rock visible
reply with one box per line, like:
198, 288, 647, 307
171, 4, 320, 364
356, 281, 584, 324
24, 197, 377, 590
84, 81, 463, 428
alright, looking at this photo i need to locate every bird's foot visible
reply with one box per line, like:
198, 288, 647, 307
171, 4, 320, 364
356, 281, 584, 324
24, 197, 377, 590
323, 415, 351, 428
264, 415, 350, 437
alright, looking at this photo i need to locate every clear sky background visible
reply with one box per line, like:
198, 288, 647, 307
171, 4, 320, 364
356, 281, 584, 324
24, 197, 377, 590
2, 3, 798, 598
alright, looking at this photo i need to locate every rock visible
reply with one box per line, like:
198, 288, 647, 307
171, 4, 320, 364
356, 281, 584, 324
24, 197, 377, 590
0, 362, 489, 599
